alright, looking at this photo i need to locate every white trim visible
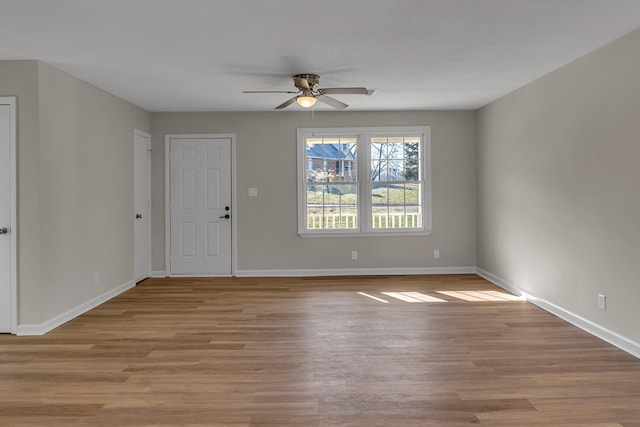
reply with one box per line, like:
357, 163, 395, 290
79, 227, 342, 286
8, 98, 17, 334
165, 134, 237, 277
236, 266, 476, 277
476, 268, 640, 359
164, 135, 169, 275
231, 136, 238, 276
16, 280, 135, 336
151, 270, 167, 278
422, 128, 433, 232
162, 273, 238, 278
133, 129, 151, 282
1, 97, 18, 334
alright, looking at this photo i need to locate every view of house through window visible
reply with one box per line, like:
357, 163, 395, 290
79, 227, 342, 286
305, 137, 358, 230
297, 127, 431, 236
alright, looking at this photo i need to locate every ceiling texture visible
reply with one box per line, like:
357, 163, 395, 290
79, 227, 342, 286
1, 0, 640, 112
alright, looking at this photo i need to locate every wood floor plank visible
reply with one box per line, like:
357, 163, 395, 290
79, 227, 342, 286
1, 274, 639, 426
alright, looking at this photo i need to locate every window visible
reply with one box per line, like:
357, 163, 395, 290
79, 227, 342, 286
297, 126, 431, 236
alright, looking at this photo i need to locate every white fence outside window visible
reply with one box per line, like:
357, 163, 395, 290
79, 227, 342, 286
307, 212, 421, 230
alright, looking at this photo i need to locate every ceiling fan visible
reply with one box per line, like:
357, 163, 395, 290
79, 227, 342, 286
243, 74, 374, 109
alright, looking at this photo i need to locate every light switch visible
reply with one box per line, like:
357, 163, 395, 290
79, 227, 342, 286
248, 187, 258, 197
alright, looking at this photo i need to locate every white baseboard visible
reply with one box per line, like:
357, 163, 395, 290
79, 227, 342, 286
236, 266, 476, 277
16, 280, 136, 336
476, 268, 640, 359
151, 270, 167, 278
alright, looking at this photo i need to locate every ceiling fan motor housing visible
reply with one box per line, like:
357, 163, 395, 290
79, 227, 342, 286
294, 74, 320, 91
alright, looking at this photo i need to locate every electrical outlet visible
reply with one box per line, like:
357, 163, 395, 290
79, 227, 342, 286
94, 272, 100, 285
598, 294, 606, 310
351, 251, 358, 260
434, 249, 440, 259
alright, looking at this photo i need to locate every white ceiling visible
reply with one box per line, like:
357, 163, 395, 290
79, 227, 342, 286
1, 0, 640, 112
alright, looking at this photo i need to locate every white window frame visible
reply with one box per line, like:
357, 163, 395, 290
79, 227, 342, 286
297, 126, 432, 237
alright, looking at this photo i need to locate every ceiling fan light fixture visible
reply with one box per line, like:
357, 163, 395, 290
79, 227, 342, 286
296, 95, 317, 108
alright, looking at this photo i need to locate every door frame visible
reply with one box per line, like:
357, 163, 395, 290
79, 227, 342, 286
164, 134, 237, 276
134, 129, 151, 282
1, 97, 17, 333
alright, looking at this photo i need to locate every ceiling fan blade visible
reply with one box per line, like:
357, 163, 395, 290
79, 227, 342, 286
318, 87, 370, 95
274, 96, 297, 109
243, 90, 298, 94
316, 94, 348, 109
293, 76, 310, 90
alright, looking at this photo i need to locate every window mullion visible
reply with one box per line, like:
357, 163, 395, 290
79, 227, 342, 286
297, 130, 307, 234
360, 133, 371, 233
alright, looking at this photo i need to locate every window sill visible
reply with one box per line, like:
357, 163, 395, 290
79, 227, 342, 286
297, 230, 432, 238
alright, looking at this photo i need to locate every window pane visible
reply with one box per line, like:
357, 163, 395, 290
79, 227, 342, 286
370, 142, 386, 181
370, 137, 421, 182
306, 183, 357, 230
371, 205, 389, 229
371, 183, 389, 205
306, 137, 357, 183
335, 205, 358, 229
335, 142, 357, 182
371, 159, 385, 182
404, 158, 419, 181
388, 160, 403, 181
388, 141, 404, 159
404, 140, 420, 181
404, 183, 422, 228
371, 183, 422, 229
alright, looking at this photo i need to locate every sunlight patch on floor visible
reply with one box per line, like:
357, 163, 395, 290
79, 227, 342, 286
379, 292, 448, 302
381, 292, 424, 302
398, 292, 447, 302
357, 290, 524, 303
357, 292, 389, 303
437, 290, 526, 302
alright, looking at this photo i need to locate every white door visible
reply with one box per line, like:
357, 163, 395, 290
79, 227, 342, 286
0, 98, 16, 333
167, 136, 232, 275
134, 130, 151, 282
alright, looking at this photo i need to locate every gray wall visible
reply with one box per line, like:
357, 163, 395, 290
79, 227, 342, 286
477, 28, 640, 343
1, 60, 150, 325
37, 63, 150, 322
151, 111, 477, 273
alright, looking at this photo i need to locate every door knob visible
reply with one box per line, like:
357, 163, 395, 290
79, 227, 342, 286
135, 214, 142, 219
0, 227, 8, 235
219, 214, 230, 219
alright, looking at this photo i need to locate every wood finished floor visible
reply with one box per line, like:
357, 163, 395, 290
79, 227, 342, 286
1, 274, 639, 426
